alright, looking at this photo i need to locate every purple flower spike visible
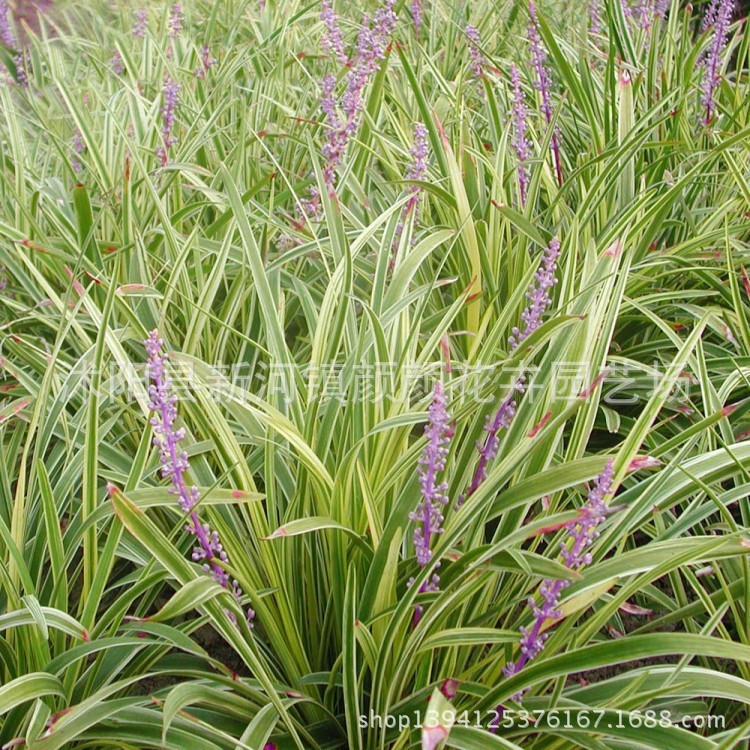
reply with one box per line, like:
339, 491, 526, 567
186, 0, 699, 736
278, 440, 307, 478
112, 48, 124, 75
392, 122, 430, 252
635, 0, 652, 29
465, 24, 484, 81
194, 44, 217, 78
508, 237, 561, 350
14, 52, 27, 88
494, 460, 616, 711
0, 0, 15, 48
169, 3, 183, 37
157, 76, 180, 167
410, 382, 451, 567
460, 237, 561, 507
408, 382, 452, 623
321, 0, 347, 65
410, 0, 423, 34
528, 3, 563, 187
700, 0, 734, 126
320, 0, 396, 193
654, 0, 669, 19
145, 331, 254, 625
458, 380, 525, 507
589, 1, 600, 34
133, 7, 148, 37
510, 64, 531, 207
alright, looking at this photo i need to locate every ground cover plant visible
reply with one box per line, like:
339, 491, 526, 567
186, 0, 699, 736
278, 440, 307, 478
1, 0, 750, 747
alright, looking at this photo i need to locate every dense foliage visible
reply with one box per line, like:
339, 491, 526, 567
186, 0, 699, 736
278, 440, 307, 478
1, 0, 750, 748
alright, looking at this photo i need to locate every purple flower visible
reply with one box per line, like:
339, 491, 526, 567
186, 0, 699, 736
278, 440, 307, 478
635, 0, 652, 28
112, 48, 124, 75
589, 1, 600, 34
392, 122, 430, 251
510, 64, 531, 207
410, 0, 423, 34
157, 76, 180, 166
408, 382, 452, 623
145, 331, 254, 625
320, 0, 396, 194
14, 52, 27, 88
460, 237, 560, 506
458, 381, 524, 506
654, 0, 669, 19
71, 129, 85, 172
465, 24, 484, 80
194, 44, 217, 78
528, 3, 563, 187
405, 123, 429, 191
498, 460, 616, 704
169, 3, 183, 37
700, 0, 734, 126
321, 74, 339, 126
411, 383, 451, 567
321, 0, 347, 65
0, 0, 15, 47
133, 7, 148, 37
509, 237, 561, 350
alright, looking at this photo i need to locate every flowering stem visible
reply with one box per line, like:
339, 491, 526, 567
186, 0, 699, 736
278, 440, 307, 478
496, 460, 616, 713
409, 382, 451, 623
145, 331, 253, 625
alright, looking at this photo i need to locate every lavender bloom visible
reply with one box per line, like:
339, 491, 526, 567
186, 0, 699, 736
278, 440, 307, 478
157, 76, 180, 166
392, 122, 430, 251
700, 0, 734, 126
701, 0, 719, 30
168, 3, 183, 37
71, 129, 85, 172
509, 237, 561, 350
408, 383, 451, 622
410, 0, 423, 34
498, 460, 616, 703
133, 7, 148, 37
321, 73, 339, 127
654, 0, 669, 19
458, 381, 524, 506
320, 73, 343, 192
0, 0, 15, 47
194, 44, 217, 78
145, 331, 254, 625
14, 53, 27, 88
510, 64, 531, 207
465, 24, 484, 80
589, 1, 600, 34
528, 3, 563, 187
321, 0, 347, 65
112, 48, 124, 75
460, 237, 561, 506
320, 0, 396, 193
635, 0, 669, 28
411, 383, 451, 567
635, 0, 653, 29
298, 184, 322, 222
